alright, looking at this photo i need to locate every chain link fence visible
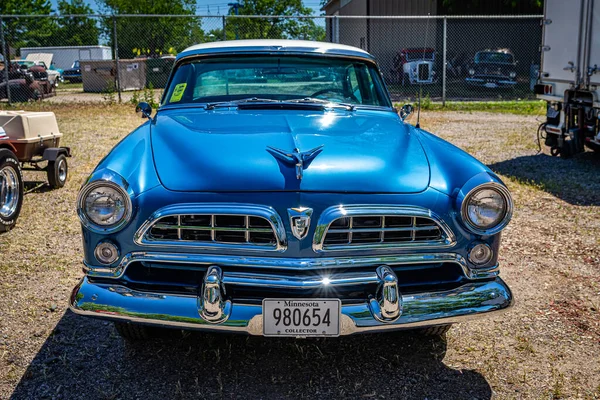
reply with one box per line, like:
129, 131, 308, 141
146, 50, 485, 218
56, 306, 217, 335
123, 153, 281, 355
0, 14, 542, 104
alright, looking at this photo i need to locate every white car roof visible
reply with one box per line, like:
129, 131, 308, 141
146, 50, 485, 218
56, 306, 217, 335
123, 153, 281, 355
177, 39, 374, 61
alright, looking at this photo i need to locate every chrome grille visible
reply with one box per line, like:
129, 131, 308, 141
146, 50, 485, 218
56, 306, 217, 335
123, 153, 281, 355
418, 63, 429, 80
135, 204, 287, 252
313, 206, 455, 252
149, 214, 277, 244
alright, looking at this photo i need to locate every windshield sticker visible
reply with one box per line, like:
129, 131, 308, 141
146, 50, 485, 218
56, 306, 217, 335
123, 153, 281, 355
170, 83, 187, 102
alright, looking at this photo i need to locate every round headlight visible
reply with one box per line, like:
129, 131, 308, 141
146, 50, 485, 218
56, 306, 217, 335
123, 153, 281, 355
78, 181, 132, 233
461, 184, 512, 235
509, 71, 517, 78
469, 68, 475, 75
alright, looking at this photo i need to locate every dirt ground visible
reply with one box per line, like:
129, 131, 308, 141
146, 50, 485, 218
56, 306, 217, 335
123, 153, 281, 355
0, 103, 599, 399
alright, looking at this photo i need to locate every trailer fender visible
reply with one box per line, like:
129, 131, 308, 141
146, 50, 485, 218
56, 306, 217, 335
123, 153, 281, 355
0, 142, 18, 155
42, 147, 71, 161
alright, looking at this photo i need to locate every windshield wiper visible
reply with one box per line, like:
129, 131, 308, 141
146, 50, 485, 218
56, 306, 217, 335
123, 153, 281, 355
205, 97, 279, 110
204, 97, 355, 111
287, 97, 355, 111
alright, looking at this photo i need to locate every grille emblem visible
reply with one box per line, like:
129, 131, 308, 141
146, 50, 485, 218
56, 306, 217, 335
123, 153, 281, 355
267, 145, 324, 180
288, 207, 313, 240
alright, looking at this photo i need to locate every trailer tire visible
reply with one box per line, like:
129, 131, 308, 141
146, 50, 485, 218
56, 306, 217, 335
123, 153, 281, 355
559, 143, 572, 159
0, 149, 24, 233
47, 154, 68, 189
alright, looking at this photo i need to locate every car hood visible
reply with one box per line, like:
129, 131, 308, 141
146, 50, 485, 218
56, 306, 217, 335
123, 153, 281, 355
150, 108, 430, 193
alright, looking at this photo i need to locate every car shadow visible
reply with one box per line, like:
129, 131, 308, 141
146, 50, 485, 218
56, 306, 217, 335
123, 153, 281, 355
9, 311, 492, 400
489, 152, 600, 206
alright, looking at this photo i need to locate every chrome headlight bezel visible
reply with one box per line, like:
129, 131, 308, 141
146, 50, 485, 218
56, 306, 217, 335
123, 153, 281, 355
460, 182, 513, 236
77, 180, 133, 234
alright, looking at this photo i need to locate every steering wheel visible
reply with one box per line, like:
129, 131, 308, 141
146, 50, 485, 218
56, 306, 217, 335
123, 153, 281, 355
310, 88, 359, 103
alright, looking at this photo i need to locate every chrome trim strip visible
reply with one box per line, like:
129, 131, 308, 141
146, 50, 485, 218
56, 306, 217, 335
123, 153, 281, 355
133, 203, 287, 252
312, 205, 456, 252
222, 270, 380, 289
82, 251, 497, 281
70, 276, 513, 336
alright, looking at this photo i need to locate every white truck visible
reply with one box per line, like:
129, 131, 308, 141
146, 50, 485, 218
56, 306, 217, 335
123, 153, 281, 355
536, 0, 600, 157
19, 46, 112, 71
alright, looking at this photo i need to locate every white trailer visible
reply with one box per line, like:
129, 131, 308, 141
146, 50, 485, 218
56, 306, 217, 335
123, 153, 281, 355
536, 0, 600, 157
19, 46, 112, 71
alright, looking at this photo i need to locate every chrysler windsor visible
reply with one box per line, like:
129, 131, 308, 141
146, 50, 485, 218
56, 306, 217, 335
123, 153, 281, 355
69, 40, 513, 340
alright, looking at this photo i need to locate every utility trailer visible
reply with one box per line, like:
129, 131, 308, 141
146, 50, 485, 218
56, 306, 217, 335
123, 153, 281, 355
535, 0, 600, 157
0, 111, 70, 232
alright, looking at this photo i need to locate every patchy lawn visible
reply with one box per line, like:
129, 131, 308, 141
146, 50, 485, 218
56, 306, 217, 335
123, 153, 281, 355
0, 103, 598, 399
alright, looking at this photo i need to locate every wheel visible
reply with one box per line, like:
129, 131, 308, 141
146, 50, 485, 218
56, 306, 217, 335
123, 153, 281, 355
559, 142, 572, 159
0, 149, 24, 232
114, 322, 153, 340
419, 324, 452, 336
114, 321, 184, 341
47, 154, 68, 189
31, 88, 42, 101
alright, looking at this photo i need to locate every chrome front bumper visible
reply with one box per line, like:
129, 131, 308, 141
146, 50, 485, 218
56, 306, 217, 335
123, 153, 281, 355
69, 264, 513, 335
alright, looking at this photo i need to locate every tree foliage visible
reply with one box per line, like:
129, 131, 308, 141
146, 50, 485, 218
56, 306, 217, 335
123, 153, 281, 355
0, 0, 100, 58
53, 0, 100, 46
227, 0, 325, 41
97, 0, 204, 59
0, 0, 56, 53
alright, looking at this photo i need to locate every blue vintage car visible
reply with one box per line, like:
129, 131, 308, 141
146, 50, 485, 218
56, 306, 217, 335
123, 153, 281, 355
70, 40, 513, 340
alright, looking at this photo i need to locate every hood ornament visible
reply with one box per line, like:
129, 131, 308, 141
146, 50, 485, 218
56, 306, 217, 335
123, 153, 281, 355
288, 207, 313, 240
267, 145, 324, 180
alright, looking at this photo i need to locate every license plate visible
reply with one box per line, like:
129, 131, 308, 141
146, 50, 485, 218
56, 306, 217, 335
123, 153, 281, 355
484, 82, 498, 88
262, 299, 341, 337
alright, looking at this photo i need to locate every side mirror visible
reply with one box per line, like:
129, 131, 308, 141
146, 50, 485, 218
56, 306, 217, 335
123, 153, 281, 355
136, 102, 152, 119
399, 104, 414, 121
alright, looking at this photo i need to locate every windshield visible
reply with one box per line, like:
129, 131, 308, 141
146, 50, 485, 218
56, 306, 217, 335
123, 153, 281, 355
405, 51, 434, 61
162, 55, 391, 107
475, 52, 514, 64
72, 60, 80, 68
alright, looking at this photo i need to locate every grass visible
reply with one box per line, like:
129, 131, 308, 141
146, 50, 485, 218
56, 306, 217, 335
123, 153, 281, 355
0, 103, 599, 399
395, 99, 546, 115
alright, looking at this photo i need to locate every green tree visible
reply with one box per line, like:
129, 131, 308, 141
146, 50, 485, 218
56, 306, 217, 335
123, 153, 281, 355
0, 0, 57, 57
54, 0, 100, 46
227, 0, 324, 40
97, 0, 204, 59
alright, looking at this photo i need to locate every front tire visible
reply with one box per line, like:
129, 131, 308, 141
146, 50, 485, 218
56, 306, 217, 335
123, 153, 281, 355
420, 324, 452, 336
47, 154, 68, 189
0, 149, 24, 232
114, 322, 152, 340
114, 322, 183, 341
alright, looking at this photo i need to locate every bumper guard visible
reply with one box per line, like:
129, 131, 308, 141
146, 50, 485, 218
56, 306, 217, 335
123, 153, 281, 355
69, 263, 513, 335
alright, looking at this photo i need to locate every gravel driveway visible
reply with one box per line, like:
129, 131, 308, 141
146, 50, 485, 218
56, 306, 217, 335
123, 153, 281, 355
0, 104, 598, 399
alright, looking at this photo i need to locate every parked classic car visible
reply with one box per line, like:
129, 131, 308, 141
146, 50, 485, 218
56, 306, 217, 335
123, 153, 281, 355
62, 60, 81, 83
465, 49, 518, 88
0, 111, 70, 232
393, 48, 436, 85
17, 53, 61, 87
0, 62, 55, 102
69, 40, 513, 340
